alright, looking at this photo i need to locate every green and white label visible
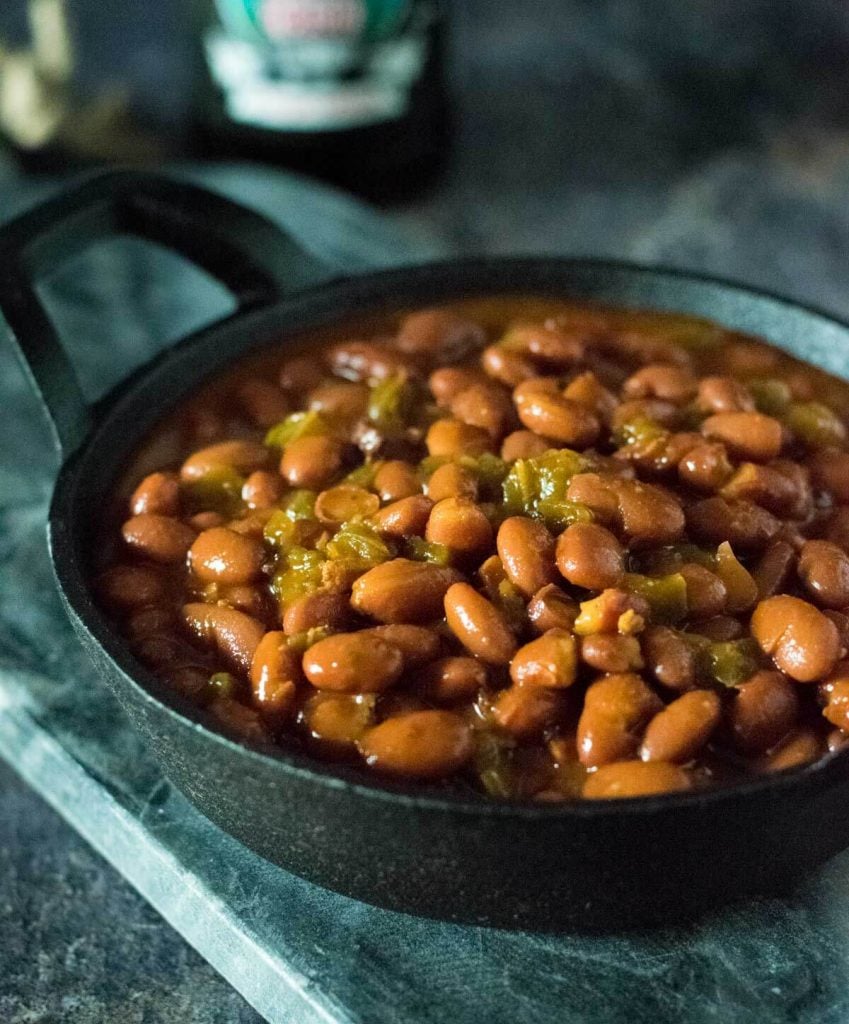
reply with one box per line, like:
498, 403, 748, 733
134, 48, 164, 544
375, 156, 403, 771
207, 0, 429, 130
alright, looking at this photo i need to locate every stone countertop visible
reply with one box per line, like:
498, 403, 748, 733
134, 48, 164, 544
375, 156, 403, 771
5, 1, 849, 1021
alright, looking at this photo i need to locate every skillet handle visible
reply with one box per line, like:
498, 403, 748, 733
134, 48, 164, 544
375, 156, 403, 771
0, 169, 332, 458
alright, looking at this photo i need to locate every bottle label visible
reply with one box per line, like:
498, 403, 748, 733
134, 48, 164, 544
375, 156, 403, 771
206, 0, 431, 131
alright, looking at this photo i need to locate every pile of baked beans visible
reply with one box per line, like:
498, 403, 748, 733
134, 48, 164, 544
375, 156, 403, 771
96, 297, 849, 799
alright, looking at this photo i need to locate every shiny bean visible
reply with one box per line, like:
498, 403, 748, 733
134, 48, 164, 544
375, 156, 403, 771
182, 603, 265, 674
500, 429, 551, 461
426, 461, 479, 502
556, 522, 624, 590
450, 383, 514, 438
326, 341, 410, 382
122, 514, 196, 564
358, 625, 442, 669
189, 527, 265, 584
426, 497, 493, 558
679, 562, 727, 619
241, 470, 283, 510
181, 440, 269, 481
308, 381, 369, 420
623, 364, 696, 403
236, 379, 288, 427
397, 309, 485, 360
696, 376, 755, 414
504, 323, 585, 365
428, 366, 488, 406
527, 584, 579, 634
751, 595, 840, 682
615, 479, 685, 546
371, 494, 434, 538
481, 344, 537, 386
640, 690, 721, 763
302, 692, 376, 750
360, 710, 472, 778
686, 497, 779, 552
374, 460, 421, 502
516, 392, 600, 448
351, 559, 461, 623
249, 631, 299, 718
97, 565, 167, 610
759, 727, 822, 773
720, 462, 806, 517
130, 471, 180, 517
821, 662, 849, 732
798, 540, 849, 609
492, 685, 566, 739
729, 670, 799, 754
577, 673, 662, 767
678, 442, 734, 491
280, 435, 343, 489
701, 411, 783, 462
414, 656, 487, 704
810, 448, 849, 504
497, 517, 557, 597
580, 634, 644, 673
583, 760, 691, 799
425, 418, 494, 458
282, 589, 352, 635
444, 582, 518, 664
562, 371, 618, 421
510, 629, 578, 688
642, 626, 696, 692
302, 632, 403, 692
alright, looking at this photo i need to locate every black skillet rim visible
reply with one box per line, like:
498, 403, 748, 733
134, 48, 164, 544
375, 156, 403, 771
49, 254, 849, 819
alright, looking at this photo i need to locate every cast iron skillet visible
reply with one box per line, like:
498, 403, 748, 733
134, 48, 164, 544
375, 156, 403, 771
4, 170, 849, 931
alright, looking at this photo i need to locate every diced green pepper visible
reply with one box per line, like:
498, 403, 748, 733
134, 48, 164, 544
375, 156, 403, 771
208, 671, 240, 700
459, 452, 509, 494
344, 461, 384, 488
407, 536, 453, 566
325, 520, 392, 570
785, 401, 847, 448
613, 416, 668, 449
182, 466, 244, 516
502, 448, 588, 523
271, 547, 326, 606
367, 374, 416, 433
749, 378, 791, 415
703, 639, 760, 687
263, 491, 318, 551
623, 572, 688, 625
473, 731, 517, 798
264, 410, 329, 449
286, 625, 332, 655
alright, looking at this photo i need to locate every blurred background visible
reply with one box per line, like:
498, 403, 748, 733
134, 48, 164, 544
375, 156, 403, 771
5, 2, 849, 1021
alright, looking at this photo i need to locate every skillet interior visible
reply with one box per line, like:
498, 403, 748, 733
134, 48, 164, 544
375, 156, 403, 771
48, 257, 849, 928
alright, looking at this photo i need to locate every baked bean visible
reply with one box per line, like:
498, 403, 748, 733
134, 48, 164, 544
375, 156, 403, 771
97, 565, 167, 610
640, 690, 721, 763
729, 670, 799, 754
759, 727, 822, 773
351, 559, 461, 623
751, 595, 840, 682
565, 472, 620, 525
573, 588, 649, 637
241, 470, 283, 510
702, 411, 783, 462
824, 507, 849, 553
713, 541, 758, 614
686, 497, 779, 552
678, 442, 733, 491
360, 710, 472, 778
750, 541, 794, 601
720, 462, 806, 517
611, 398, 680, 433
236, 379, 288, 427
130, 471, 180, 517
828, 729, 849, 752
510, 629, 578, 689
689, 615, 744, 642
556, 522, 624, 590
616, 480, 686, 546
623, 364, 696, 403
696, 376, 755, 414
450, 383, 514, 439
497, 517, 557, 597
371, 495, 433, 538
583, 761, 691, 799
189, 527, 264, 585
359, 625, 442, 669
413, 656, 487, 704
516, 392, 600, 448
314, 485, 380, 525
326, 341, 409, 382
374, 460, 421, 502
189, 511, 226, 531
181, 439, 269, 481
303, 632, 403, 692
249, 631, 299, 718
821, 662, 849, 732
308, 381, 369, 421
282, 589, 351, 635
527, 584, 579, 634
426, 418, 493, 458
581, 634, 644, 673
182, 603, 265, 674
810, 448, 849, 504
126, 605, 176, 640
562, 371, 618, 420
279, 355, 324, 392
426, 497, 493, 558
302, 692, 376, 750
504, 323, 585, 365
577, 674, 662, 767
397, 309, 485, 361
492, 685, 566, 739
481, 344, 537, 386
642, 626, 696, 692
122, 514, 196, 564
500, 430, 550, 461
444, 582, 518, 664
798, 540, 849, 609
428, 366, 487, 406
824, 611, 849, 654
679, 562, 727, 619
426, 461, 479, 502
280, 435, 343, 489
209, 698, 270, 744
221, 584, 269, 619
